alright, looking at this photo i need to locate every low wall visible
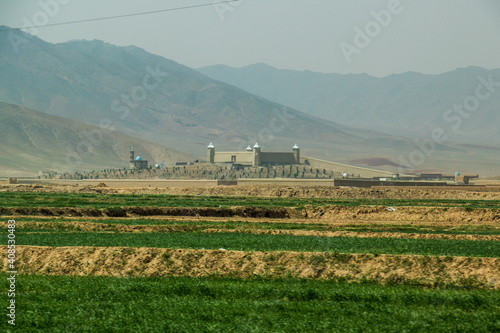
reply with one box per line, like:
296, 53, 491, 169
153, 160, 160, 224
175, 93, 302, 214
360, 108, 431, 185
50, 179, 220, 188
334, 179, 448, 188
237, 179, 334, 186
18, 178, 464, 188
55, 179, 333, 187
217, 180, 238, 186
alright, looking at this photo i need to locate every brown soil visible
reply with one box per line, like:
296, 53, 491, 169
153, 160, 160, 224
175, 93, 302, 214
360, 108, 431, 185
2, 246, 498, 289
0, 206, 295, 219
3, 205, 500, 226
303, 206, 500, 225
3, 184, 500, 200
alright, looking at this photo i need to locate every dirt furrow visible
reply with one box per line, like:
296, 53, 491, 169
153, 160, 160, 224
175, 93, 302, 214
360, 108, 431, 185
2, 245, 498, 289
2, 205, 500, 225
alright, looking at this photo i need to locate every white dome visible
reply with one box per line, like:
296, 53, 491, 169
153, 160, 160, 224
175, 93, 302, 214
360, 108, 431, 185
246, 145, 253, 151
253, 142, 260, 149
293, 143, 300, 149
207, 142, 215, 149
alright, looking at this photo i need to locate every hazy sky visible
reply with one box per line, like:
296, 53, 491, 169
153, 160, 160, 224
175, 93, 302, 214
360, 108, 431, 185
1, 0, 499, 77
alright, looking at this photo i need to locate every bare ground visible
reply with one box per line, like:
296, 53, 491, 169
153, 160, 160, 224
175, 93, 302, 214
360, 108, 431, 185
2, 246, 498, 289
2, 184, 500, 200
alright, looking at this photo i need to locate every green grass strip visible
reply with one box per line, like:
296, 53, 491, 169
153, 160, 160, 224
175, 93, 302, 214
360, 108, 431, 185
1, 274, 498, 332
6, 232, 499, 257
2, 191, 500, 209
7, 217, 500, 235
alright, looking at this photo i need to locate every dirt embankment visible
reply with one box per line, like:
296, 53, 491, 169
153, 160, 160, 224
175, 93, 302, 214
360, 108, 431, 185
2, 184, 500, 200
303, 206, 500, 225
0, 206, 294, 219
3, 205, 500, 226
2, 246, 498, 289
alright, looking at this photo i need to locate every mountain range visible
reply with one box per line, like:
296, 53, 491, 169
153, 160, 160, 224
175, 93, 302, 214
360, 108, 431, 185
198, 63, 500, 145
0, 26, 499, 176
0, 101, 193, 177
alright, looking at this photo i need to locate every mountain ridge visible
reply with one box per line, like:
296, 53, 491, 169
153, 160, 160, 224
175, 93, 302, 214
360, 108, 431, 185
198, 63, 500, 145
0, 28, 405, 156
0, 101, 194, 177
1, 27, 499, 175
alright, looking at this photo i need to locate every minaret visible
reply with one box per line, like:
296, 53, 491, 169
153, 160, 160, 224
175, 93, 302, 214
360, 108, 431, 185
207, 142, 215, 163
253, 143, 261, 167
292, 143, 300, 164
129, 147, 135, 169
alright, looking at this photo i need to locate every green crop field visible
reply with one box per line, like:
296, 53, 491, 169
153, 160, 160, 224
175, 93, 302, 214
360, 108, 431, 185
1, 274, 499, 332
5, 231, 500, 257
5, 217, 500, 235
2, 191, 500, 209
1, 189, 499, 332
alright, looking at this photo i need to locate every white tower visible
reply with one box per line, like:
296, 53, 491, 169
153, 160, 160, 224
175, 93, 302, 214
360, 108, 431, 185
253, 143, 261, 166
207, 142, 215, 163
292, 143, 300, 164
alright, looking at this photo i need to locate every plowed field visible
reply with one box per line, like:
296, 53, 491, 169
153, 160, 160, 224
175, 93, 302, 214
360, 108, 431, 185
1, 184, 499, 331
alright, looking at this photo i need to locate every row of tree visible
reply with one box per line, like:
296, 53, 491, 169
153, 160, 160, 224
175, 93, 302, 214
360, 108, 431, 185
39, 164, 342, 180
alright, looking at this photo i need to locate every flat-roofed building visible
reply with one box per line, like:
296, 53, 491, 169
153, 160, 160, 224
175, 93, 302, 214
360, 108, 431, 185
207, 143, 300, 167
